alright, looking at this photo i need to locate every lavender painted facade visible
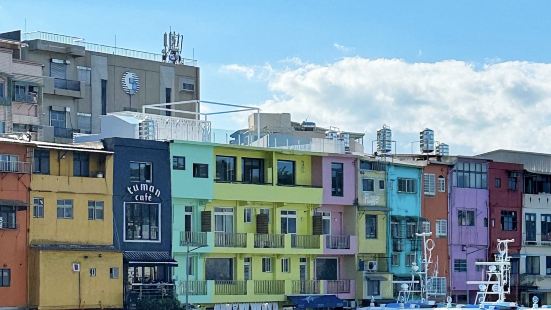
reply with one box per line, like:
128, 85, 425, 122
449, 159, 489, 303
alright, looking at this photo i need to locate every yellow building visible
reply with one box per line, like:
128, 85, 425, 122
28, 142, 123, 309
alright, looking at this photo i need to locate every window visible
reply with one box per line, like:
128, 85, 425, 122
260, 208, 270, 223
281, 210, 297, 234
242, 158, 264, 184
130, 162, 152, 183
262, 257, 272, 272
206, 258, 234, 280
281, 258, 290, 273
397, 178, 416, 193
214, 207, 234, 233
33, 150, 49, 175
422, 221, 431, 234
453, 162, 487, 189
0, 80, 4, 98
424, 173, 436, 195
406, 254, 416, 267
187, 256, 194, 276
165, 88, 172, 116
180, 76, 196, 92
526, 256, 540, 275
50, 60, 67, 79
0, 269, 10, 287
77, 113, 92, 134
244, 257, 252, 280
89, 268, 97, 277
73, 152, 90, 177
33, 197, 44, 218
0, 154, 18, 172
277, 160, 295, 185
101, 79, 107, 115
362, 179, 374, 192
391, 221, 401, 238
526, 213, 537, 241
88, 201, 104, 220
0, 206, 16, 229
183, 206, 193, 233
366, 280, 380, 296
56, 200, 73, 219
172, 156, 185, 170
391, 254, 400, 266
110, 267, 119, 279
77, 66, 91, 84
360, 161, 386, 171
436, 220, 447, 237
315, 258, 338, 280
379, 180, 385, 190
458, 210, 475, 226
244, 208, 252, 223
438, 176, 446, 192
541, 215, 551, 241
495, 178, 501, 188
546, 257, 551, 275
125, 203, 160, 241
476, 259, 484, 272
193, 163, 209, 178
315, 211, 331, 235
508, 176, 518, 191
366, 215, 377, 239
216, 156, 236, 181
407, 222, 417, 238
50, 110, 66, 129
501, 211, 517, 231
331, 162, 344, 196
454, 259, 467, 272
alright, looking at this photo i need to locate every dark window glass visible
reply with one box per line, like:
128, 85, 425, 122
495, 178, 501, 188
0, 269, 10, 287
125, 203, 159, 240
398, 178, 416, 193
73, 152, 90, 177
205, 258, 233, 280
129, 162, 152, 182
366, 215, 377, 239
526, 213, 537, 241
50, 110, 66, 129
165, 87, 171, 116
501, 211, 517, 231
454, 162, 487, 189
101, 79, 107, 115
331, 162, 344, 196
33, 197, 44, 218
315, 258, 338, 280
541, 215, 551, 242
277, 160, 295, 186
526, 256, 540, 275
379, 180, 385, 189
0, 206, 16, 229
173, 156, 185, 170
216, 156, 236, 182
33, 149, 50, 174
454, 259, 467, 272
193, 163, 209, 178
362, 179, 374, 191
458, 210, 475, 226
242, 158, 264, 184
547, 257, 551, 275
508, 177, 517, 191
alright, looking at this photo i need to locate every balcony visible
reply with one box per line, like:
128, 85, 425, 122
214, 280, 247, 295
44, 77, 84, 98
254, 280, 285, 295
12, 92, 38, 104
292, 280, 320, 294
178, 280, 207, 296
214, 232, 247, 248
0, 160, 31, 174
126, 283, 175, 302
291, 234, 321, 249
180, 231, 207, 247
254, 234, 284, 248
326, 280, 352, 294
54, 78, 81, 91
214, 181, 322, 204
54, 127, 79, 139
325, 235, 351, 249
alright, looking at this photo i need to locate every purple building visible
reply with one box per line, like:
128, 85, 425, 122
449, 158, 489, 303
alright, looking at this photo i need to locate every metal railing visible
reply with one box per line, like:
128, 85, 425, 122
326, 280, 351, 294
214, 280, 247, 295
178, 281, 207, 296
53, 127, 79, 139
54, 78, 81, 91
254, 234, 284, 248
0, 161, 31, 174
0, 97, 9, 106
325, 235, 351, 249
12, 92, 38, 104
292, 280, 320, 294
214, 232, 247, 248
254, 280, 285, 295
180, 231, 208, 247
291, 234, 321, 249
126, 283, 175, 300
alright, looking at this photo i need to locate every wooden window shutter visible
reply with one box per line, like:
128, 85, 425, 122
256, 213, 269, 234
313, 215, 323, 235
201, 211, 211, 232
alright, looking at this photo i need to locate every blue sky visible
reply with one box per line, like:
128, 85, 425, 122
2, 1, 551, 154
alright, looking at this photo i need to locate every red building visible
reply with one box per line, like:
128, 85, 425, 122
487, 161, 523, 300
0, 139, 32, 308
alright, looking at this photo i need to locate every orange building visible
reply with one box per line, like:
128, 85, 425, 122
0, 138, 32, 308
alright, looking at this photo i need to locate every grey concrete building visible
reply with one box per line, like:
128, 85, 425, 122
0, 30, 199, 143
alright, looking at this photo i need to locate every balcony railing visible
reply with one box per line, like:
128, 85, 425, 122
54, 127, 79, 139
325, 235, 351, 249
0, 161, 31, 174
326, 280, 351, 294
292, 280, 320, 294
180, 231, 208, 247
254, 280, 285, 295
254, 234, 284, 248
127, 283, 175, 300
54, 78, 81, 91
291, 234, 321, 249
12, 92, 38, 104
214, 232, 247, 248
178, 281, 207, 296
214, 280, 247, 295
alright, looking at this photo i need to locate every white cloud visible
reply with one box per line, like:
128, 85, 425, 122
250, 57, 551, 154
333, 43, 354, 53
219, 64, 256, 79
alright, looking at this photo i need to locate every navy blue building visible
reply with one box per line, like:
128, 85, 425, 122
103, 138, 175, 304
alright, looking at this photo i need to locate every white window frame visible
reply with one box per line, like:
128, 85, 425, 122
33, 197, 44, 218
281, 258, 290, 273
244, 208, 252, 223
123, 202, 162, 243
184, 206, 193, 232
315, 210, 331, 235
88, 200, 104, 220
436, 219, 447, 237
438, 176, 446, 192
398, 178, 416, 193
187, 256, 195, 276
424, 173, 436, 196
281, 210, 297, 234
406, 253, 416, 267
391, 253, 400, 266
422, 221, 431, 234
262, 257, 272, 273
56, 199, 73, 219
244, 257, 252, 280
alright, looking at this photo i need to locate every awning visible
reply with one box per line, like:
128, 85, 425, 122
124, 251, 177, 266
287, 295, 344, 309
365, 274, 388, 281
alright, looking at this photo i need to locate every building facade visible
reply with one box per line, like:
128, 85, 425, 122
448, 158, 489, 304
28, 141, 122, 309
0, 139, 32, 308
103, 138, 175, 307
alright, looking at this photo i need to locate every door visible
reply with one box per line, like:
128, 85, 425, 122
299, 257, 308, 294
214, 207, 234, 246
183, 206, 193, 242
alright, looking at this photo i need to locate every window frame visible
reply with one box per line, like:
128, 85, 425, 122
129, 161, 152, 183
397, 178, 416, 193
436, 219, 447, 237
423, 173, 436, 196
458, 209, 475, 226
454, 259, 467, 272
526, 256, 540, 275
281, 258, 290, 273
277, 160, 296, 186
243, 208, 252, 223
110, 267, 119, 279
192, 163, 209, 178
281, 210, 297, 234
88, 200, 104, 220
437, 176, 446, 192
331, 162, 344, 197
215, 156, 236, 182
56, 199, 73, 219
33, 197, 44, 218
73, 152, 90, 177
500, 210, 517, 231
172, 156, 185, 170
33, 149, 50, 174
0, 268, 10, 287
362, 178, 375, 192
124, 202, 161, 242
262, 257, 273, 273
366, 215, 377, 239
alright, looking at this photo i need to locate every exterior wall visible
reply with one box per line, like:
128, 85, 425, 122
322, 155, 356, 205
0, 141, 30, 308
29, 249, 123, 309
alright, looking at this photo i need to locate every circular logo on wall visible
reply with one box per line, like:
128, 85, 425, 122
121, 71, 140, 95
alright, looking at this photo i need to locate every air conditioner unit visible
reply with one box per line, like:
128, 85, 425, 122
72, 263, 81, 272
367, 261, 378, 272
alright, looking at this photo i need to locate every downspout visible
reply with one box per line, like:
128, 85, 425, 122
447, 167, 452, 301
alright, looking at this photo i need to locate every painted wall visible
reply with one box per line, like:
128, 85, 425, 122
321, 155, 356, 205
0, 142, 30, 307
170, 141, 214, 200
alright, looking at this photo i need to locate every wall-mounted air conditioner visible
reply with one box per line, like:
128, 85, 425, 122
367, 261, 378, 272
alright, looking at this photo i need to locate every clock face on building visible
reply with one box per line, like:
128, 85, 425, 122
121, 71, 140, 95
